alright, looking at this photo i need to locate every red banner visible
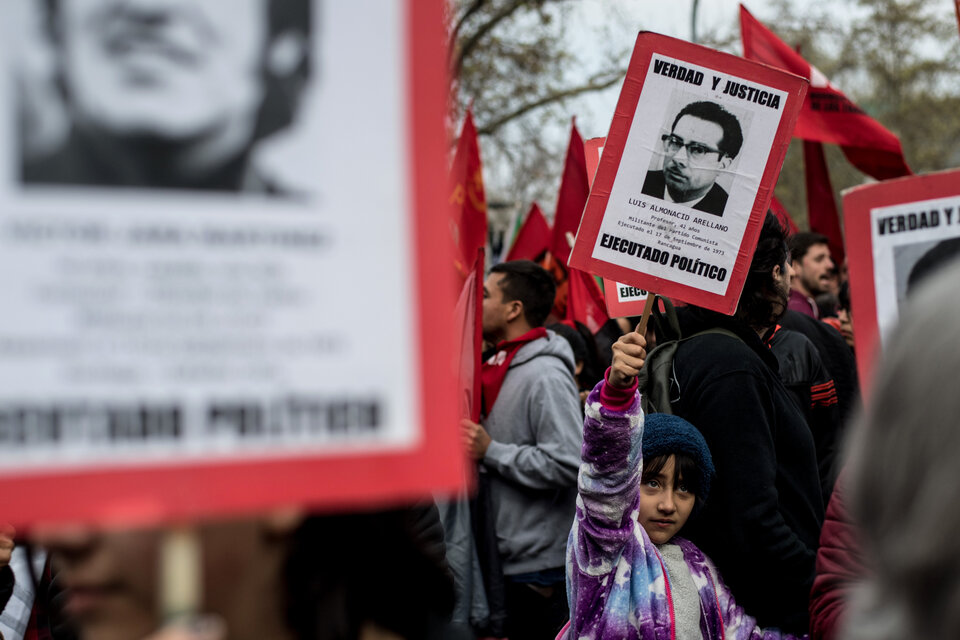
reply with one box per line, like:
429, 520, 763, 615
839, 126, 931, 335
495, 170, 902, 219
803, 140, 844, 265
740, 5, 910, 180
506, 203, 551, 262
455, 249, 485, 423
449, 109, 488, 277
550, 120, 590, 265
566, 268, 609, 334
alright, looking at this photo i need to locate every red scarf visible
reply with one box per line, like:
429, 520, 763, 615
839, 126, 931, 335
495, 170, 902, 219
481, 327, 547, 415
764, 323, 783, 347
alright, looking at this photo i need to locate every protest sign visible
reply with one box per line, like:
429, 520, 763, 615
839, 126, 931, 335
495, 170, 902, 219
585, 137, 605, 186
585, 138, 648, 319
569, 32, 807, 315
0, 0, 460, 528
844, 169, 960, 396
602, 280, 650, 318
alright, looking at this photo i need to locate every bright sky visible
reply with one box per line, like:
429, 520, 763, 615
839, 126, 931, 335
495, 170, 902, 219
481, 0, 801, 212
563, 0, 776, 139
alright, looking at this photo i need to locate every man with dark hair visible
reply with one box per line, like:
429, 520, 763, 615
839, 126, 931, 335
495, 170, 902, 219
461, 260, 582, 640
670, 213, 824, 634
641, 100, 743, 216
788, 232, 835, 319
23, 0, 312, 194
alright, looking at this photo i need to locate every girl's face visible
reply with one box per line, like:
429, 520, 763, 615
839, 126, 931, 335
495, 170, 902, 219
638, 454, 696, 545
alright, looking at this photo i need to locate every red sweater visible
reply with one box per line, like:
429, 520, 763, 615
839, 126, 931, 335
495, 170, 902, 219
809, 470, 864, 639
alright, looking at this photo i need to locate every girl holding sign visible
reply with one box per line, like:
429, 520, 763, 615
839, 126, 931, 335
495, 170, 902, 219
560, 329, 805, 640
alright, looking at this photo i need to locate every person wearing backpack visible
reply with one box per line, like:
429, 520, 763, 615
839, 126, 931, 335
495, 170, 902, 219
560, 328, 806, 639
667, 213, 824, 635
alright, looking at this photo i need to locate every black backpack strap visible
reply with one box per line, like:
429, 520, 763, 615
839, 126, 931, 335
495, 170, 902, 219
639, 301, 744, 415
649, 295, 681, 343
683, 326, 742, 344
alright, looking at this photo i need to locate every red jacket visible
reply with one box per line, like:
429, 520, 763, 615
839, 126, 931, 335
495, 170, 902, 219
809, 470, 864, 639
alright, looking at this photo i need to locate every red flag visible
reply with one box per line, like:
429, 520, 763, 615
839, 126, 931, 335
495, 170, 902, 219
740, 5, 910, 180
803, 141, 845, 266
956, 0, 960, 38
506, 203, 551, 262
454, 249, 484, 422
769, 196, 799, 235
449, 109, 488, 277
550, 120, 590, 265
566, 268, 609, 334
584, 137, 605, 188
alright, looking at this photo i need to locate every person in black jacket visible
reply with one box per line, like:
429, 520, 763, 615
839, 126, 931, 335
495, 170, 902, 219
671, 212, 824, 634
778, 309, 860, 428
768, 324, 843, 504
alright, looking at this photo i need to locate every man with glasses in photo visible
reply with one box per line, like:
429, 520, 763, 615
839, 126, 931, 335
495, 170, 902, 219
642, 100, 743, 217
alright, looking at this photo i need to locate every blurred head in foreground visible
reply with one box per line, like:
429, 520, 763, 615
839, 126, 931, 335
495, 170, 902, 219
33, 506, 453, 640
844, 256, 960, 639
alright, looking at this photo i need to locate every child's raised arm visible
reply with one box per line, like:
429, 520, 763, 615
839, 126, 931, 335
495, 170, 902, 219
567, 331, 673, 638
574, 331, 648, 560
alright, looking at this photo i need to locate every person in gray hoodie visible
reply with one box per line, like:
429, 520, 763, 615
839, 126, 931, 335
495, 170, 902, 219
462, 260, 583, 640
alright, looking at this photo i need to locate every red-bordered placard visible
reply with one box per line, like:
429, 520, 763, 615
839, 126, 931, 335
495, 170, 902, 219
602, 279, 650, 318
844, 168, 960, 400
569, 32, 807, 315
585, 137, 605, 187
0, 0, 461, 529
588, 139, 648, 318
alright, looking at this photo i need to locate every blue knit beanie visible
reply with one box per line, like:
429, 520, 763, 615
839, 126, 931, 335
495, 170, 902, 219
642, 413, 715, 501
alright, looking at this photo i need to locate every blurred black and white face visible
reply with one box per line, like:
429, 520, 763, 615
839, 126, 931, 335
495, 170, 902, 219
56, 0, 271, 141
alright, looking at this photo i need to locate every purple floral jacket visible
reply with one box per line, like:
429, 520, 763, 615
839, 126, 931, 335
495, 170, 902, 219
562, 381, 808, 640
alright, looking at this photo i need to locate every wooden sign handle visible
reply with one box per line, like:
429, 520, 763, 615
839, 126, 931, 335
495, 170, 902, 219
635, 292, 657, 336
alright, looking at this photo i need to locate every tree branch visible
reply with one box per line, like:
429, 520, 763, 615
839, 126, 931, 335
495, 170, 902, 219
450, 0, 488, 51
452, 0, 531, 79
475, 71, 626, 136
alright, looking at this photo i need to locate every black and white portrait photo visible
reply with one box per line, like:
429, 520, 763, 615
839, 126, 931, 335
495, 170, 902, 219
0, 0, 437, 472
642, 100, 743, 217
893, 236, 960, 307
18, 0, 314, 196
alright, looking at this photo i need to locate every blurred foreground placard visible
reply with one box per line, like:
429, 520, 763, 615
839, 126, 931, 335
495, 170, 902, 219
845, 168, 960, 399
0, 0, 461, 527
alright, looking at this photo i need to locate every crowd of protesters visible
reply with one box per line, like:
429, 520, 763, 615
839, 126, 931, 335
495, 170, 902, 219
5, 209, 960, 640
2, 0, 958, 637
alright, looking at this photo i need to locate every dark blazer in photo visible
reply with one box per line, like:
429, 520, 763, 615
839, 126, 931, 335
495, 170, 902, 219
641, 170, 728, 217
